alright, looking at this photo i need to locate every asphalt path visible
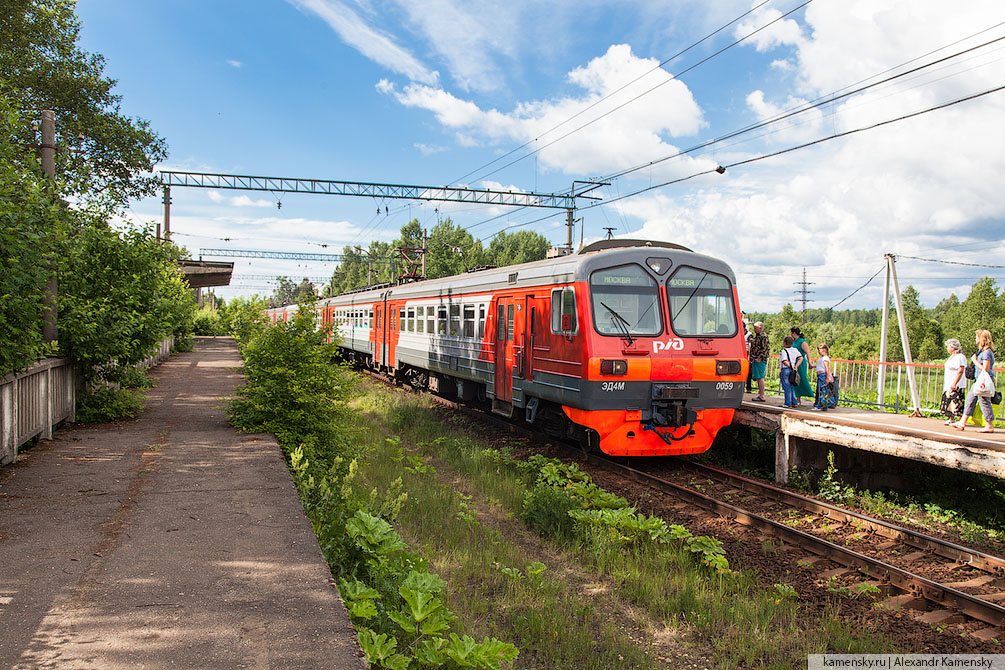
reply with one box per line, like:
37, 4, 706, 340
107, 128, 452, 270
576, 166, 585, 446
0, 337, 365, 669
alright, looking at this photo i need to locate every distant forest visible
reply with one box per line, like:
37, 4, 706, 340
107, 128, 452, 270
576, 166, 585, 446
746, 277, 1005, 363
269, 218, 551, 307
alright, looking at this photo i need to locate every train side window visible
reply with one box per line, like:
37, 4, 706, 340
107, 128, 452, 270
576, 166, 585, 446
463, 305, 475, 338
407, 308, 415, 332
449, 304, 461, 337
416, 308, 424, 333
550, 288, 577, 333
507, 304, 514, 341
477, 305, 486, 339
497, 304, 505, 340
369, 310, 373, 328
399, 309, 405, 332
427, 306, 435, 334
437, 306, 447, 335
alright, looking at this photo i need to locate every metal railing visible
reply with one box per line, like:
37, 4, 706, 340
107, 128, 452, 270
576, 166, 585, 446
0, 335, 177, 467
759, 356, 1004, 421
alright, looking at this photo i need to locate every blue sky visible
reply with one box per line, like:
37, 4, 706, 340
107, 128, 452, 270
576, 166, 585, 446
75, 0, 1005, 311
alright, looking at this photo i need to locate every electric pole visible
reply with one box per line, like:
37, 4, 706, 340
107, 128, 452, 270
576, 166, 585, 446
40, 110, 58, 344
793, 268, 815, 322
603, 227, 615, 240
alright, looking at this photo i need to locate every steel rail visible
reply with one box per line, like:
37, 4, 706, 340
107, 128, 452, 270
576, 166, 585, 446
681, 460, 1005, 576
585, 453, 1005, 628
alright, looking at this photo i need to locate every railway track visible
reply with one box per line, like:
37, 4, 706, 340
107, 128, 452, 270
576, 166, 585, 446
584, 455, 1005, 641
366, 372, 1005, 642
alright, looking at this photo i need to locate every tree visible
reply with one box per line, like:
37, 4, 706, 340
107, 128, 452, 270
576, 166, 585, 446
1, 0, 167, 212
58, 222, 195, 385
426, 218, 483, 279
270, 276, 316, 307
942, 277, 1005, 357
484, 230, 550, 268
884, 285, 944, 362
0, 99, 62, 375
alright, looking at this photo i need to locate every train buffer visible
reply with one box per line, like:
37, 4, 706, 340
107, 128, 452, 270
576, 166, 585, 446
733, 392, 1005, 486
0, 337, 365, 669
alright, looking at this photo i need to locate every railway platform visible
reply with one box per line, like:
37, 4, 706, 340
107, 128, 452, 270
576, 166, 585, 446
0, 337, 365, 669
735, 392, 1005, 486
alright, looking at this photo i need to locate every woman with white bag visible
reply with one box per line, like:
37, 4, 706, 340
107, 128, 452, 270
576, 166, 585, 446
950, 329, 997, 434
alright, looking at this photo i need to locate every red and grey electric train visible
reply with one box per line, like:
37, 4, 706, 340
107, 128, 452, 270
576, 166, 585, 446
267, 239, 748, 456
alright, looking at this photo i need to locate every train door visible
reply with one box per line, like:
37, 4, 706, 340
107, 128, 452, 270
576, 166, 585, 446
374, 304, 383, 366
523, 296, 535, 380
494, 296, 516, 403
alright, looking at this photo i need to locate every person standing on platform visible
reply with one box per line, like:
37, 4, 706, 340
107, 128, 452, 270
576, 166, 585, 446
780, 335, 803, 408
744, 317, 754, 393
941, 338, 967, 425
812, 344, 835, 411
790, 327, 814, 404
951, 329, 996, 433
748, 321, 769, 402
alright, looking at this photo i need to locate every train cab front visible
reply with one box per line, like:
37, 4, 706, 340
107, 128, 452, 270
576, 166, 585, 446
563, 258, 747, 456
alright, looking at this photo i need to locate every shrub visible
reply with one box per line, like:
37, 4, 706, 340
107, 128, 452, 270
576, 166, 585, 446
75, 386, 144, 423
227, 295, 348, 461
192, 307, 225, 335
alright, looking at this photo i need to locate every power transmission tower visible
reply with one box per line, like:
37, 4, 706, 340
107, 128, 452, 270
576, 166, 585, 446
793, 268, 815, 321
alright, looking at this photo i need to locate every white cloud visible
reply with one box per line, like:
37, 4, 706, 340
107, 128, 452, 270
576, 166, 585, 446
207, 191, 275, 208
226, 59, 242, 68
733, 6, 805, 53
609, 0, 1005, 310
394, 0, 517, 92
288, 0, 439, 85
414, 142, 446, 156
379, 44, 708, 177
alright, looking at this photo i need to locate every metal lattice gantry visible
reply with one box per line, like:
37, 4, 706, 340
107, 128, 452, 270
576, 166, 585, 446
160, 171, 579, 210
198, 248, 396, 264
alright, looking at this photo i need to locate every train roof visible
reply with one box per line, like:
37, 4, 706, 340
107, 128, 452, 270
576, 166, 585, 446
314, 240, 735, 308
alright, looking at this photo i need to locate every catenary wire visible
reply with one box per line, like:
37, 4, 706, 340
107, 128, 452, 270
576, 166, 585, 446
828, 265, 887, 309
597, 32, 1005, 184
473, 1, 815, 185
448, 0, 779, 187
581, 83, 1005, 211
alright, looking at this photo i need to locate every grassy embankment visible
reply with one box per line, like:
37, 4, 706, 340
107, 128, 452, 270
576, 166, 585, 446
343, 377, 899, 668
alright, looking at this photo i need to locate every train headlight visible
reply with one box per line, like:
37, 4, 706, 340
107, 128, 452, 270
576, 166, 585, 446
600, 359, 628, 375
715, 360, 742, 376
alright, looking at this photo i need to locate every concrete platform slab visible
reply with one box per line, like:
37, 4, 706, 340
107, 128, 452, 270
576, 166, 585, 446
735, 393, 1005, 483
0, 337, 365, 669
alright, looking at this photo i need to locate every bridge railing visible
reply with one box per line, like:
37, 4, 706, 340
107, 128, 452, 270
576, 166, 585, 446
759, 356, 1004, 421
0, 335, 176, 467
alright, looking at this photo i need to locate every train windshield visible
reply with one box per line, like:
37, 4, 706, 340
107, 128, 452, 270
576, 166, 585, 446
666, 266, 737, 337
590, 264, 663, 337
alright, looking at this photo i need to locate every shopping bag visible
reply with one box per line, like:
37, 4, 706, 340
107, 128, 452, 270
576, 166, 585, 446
968, 401, 1002, 427
974, 369, 995, 397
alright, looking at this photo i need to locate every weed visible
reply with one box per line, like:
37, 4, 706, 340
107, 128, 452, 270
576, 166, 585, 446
774, 583, 798, 599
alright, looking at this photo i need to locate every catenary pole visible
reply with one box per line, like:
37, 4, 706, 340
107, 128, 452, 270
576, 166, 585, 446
162, 185, 171, 242
888, 255, 922, 415
41, 111, 58, 344
878, 255, 891, 405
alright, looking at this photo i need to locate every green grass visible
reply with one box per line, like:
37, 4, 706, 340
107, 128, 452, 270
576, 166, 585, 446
347, 386, 658, 668
348, 378, 899, 669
